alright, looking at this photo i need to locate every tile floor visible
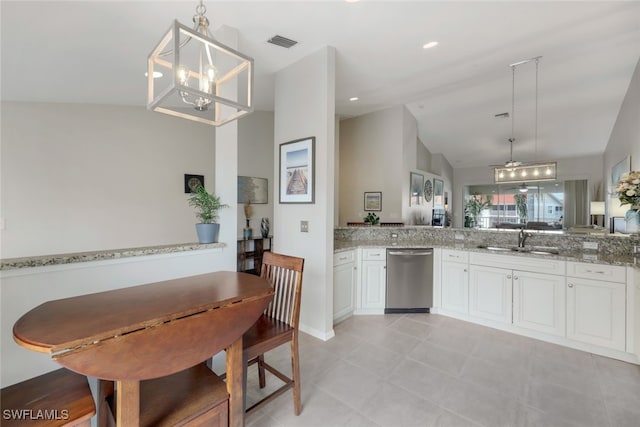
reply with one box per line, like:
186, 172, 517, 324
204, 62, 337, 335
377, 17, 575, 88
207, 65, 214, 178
244, 314, 640, 427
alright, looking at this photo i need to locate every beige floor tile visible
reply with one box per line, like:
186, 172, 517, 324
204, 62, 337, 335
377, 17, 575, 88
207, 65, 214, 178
408, 340, 469, 376
313, 359, 382, 410
358, 381, 440, 427
459, 356, 529, 401
386, 316, 435, 340
343, 341, 403, 379
388, 358, 456, 404
439, 378, 530, 427
524, 379, 610, 427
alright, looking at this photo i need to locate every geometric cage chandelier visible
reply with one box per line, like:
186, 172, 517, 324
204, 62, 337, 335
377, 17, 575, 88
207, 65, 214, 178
494, 56, 557, 183
147, 0, 254, 126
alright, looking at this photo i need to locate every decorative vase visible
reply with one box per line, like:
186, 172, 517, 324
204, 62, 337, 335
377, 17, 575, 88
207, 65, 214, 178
260, 218, 270, 238
243, 219, 253, 239
626, 207, 640, 233
195, 223, 220, 244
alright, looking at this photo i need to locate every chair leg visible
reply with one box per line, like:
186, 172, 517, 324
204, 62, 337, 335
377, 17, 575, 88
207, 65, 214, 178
97, 379, 115, 427
291, 335, 301, 415
258, 354, 266, 388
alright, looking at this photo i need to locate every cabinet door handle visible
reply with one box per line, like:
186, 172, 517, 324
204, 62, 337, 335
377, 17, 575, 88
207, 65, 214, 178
568, 283, 574, 288
507, 275, 512, 279
514, 276, 518, 280
464, 269, 468, 272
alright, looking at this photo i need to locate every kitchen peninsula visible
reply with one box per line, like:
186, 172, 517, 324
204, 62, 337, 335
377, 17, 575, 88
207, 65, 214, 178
334, 226, 640, 365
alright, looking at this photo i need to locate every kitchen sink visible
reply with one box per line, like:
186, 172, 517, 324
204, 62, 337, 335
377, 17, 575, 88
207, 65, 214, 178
477, 245, 560, 255
477, 245, 514, 252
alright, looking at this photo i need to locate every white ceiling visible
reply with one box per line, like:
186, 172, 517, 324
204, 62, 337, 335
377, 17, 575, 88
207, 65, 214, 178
2, 1, 639, 168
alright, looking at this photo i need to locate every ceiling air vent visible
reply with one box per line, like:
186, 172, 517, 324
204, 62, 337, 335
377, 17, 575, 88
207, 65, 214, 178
267, 35, 298, 49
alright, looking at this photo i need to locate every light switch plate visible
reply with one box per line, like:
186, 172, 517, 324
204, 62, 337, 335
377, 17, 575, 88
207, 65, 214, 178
300, 220, 309, 232
583, 241, 598, 250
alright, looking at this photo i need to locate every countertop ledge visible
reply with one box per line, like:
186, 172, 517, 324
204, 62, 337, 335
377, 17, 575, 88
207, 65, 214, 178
1, 242, 226, 271
334, 240, 639, 268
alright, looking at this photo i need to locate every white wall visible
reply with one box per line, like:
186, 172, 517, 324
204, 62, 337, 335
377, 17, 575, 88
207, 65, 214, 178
273, 46, 336, 340
237, 111, 275, 238
339, 107, 404, 225
0, 102, 216, 258
604, 58, 640, 219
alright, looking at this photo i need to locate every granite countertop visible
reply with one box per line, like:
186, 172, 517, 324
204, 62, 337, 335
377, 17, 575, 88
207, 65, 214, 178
0, 242, 226, 271
334, 240, 639, 268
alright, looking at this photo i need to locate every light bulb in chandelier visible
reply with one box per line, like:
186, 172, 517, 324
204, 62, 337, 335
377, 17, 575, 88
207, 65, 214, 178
177, 66, 190, 86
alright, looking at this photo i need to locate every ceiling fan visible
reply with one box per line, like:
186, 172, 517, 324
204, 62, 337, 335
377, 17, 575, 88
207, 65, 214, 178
489, 137, 522, 169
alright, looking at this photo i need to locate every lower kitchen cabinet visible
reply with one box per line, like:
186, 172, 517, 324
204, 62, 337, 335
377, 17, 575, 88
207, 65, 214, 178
333, 250, 356, 323
513, 270, 566, 336
360, 260, 386, 312
469, 265, 512, 324
441, 251, 469, 315
566, 276, 626, 351
357, 248, 386, 314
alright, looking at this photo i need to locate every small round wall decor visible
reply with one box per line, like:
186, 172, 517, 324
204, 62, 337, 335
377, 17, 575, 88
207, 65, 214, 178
423, 179, 433, 202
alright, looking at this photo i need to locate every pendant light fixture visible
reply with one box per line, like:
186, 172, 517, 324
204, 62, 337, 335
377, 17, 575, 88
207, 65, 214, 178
147, 0, 254, 126
495, 57, 557, 183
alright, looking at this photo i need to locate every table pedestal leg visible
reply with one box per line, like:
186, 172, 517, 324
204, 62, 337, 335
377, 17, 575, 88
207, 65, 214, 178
116, 380, 140, 426
226, 337, 245, 427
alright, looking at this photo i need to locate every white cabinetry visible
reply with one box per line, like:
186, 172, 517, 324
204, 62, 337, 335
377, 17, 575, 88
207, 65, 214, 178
333, 250, 356, 324
566, 262, 626, 351
469, 252, 566, 334
469, 265, 512, 324
357, 248, 386, 314
441, 250, 469, 315
513, 270, 566, 336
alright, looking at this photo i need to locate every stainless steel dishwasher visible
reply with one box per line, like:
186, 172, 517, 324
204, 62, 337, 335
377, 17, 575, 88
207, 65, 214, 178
385, 248, 433, 313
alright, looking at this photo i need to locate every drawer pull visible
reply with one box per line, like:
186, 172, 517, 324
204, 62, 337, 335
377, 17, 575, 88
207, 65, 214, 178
585, 269, 605, 274
339, 256, 348, 261
507, 275, 512, 279
568, 283, 574, 288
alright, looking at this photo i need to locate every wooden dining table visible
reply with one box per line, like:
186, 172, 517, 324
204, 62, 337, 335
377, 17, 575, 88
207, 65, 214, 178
12, 271, 274, 427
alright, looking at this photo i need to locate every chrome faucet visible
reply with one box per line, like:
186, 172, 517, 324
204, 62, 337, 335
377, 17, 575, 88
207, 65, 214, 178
518, 229, 531, 248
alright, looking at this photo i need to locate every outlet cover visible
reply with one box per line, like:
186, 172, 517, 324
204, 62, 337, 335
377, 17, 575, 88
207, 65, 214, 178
583, 241, 598, 250
300, 220, 309, 232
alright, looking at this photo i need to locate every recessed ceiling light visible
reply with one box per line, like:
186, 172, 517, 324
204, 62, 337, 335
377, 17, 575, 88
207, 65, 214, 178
349, 97, 359, 102
423, 41, 439, 49
145, 71, 163, 79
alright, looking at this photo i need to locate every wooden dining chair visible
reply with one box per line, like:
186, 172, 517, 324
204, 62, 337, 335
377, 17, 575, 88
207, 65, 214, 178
243, 251, 305, 415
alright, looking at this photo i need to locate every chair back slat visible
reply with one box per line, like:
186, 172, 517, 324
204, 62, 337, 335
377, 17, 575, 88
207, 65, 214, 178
260, 252, 304, 327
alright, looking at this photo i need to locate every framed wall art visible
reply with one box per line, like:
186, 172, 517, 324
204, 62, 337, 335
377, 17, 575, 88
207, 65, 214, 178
410, 172, 424, 206
238, 176, 268, 204
184, 174, 204, 193
364, 192, 382, 211
610, 155, 631, 193
279, 137, 315, 204
433, 178, 444, 207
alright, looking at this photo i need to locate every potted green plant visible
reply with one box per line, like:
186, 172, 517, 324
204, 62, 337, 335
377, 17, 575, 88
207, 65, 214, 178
364, 212, 380, 225
188, 185, 229, 243
464, 194, 492, 228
